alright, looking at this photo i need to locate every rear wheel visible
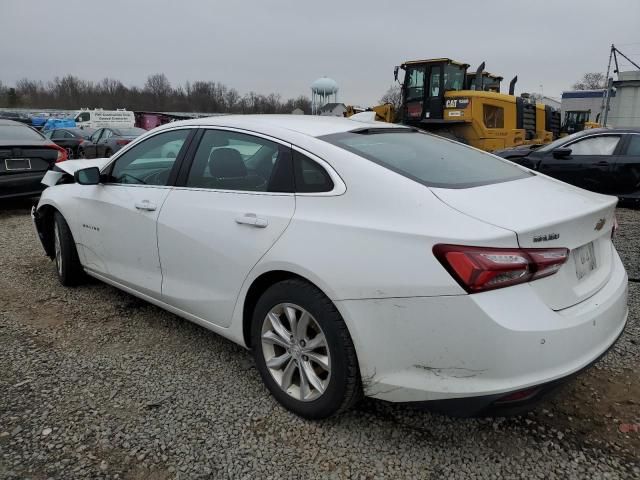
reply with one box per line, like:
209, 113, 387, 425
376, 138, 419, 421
251, 279, 361, 419
53, 212, 85, 286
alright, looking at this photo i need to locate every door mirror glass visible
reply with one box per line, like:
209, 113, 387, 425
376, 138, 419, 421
552, 147, 572, 159
74, 167, 101, 185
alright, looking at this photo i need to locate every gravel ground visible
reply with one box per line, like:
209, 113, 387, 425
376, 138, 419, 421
0, 199, 639, 480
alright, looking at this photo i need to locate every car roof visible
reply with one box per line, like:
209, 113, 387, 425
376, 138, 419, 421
570, 127, 640, 137
153, 114, 409, 138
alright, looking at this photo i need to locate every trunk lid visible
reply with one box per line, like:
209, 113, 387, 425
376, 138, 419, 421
0, 144, 58, 175
431, 175, 618, 310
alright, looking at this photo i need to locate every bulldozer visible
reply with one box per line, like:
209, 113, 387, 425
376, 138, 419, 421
393, 58, 561, 151
345, 58, 560, 152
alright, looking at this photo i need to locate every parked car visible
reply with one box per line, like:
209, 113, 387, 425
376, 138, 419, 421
0, 119, 67, 199
494, 128, 640, 200
33, 115, 627, 419
43, 128, 96, 159
0, 110, 32, 125
79, 127, 146, 158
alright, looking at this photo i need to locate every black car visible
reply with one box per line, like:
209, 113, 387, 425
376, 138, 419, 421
0, 120, 67, 199
495, 128, 640, 200
0, 110, 32, 125
43, 128, 96, 159
79, 127, 146, 158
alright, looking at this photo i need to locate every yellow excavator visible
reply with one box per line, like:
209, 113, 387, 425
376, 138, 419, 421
346, 58, 561, 152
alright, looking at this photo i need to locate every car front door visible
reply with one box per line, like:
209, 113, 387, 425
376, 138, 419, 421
614, 134, 640, 196
85, 129, 103, 158
73, 128, 195, 298
157, 128, 296, 327
96, 129, 113, 157
539, 134, 621, 193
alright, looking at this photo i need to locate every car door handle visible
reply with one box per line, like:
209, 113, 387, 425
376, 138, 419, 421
235, 213, 268, 228
135, 200, 157, 211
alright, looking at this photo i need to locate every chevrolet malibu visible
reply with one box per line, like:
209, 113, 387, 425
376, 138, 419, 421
32, 115, 628, 419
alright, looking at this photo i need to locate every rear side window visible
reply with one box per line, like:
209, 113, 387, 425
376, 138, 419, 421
320, 129, 530, 189
293, 151, 334, 193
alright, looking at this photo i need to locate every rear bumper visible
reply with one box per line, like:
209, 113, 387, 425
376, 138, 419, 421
0, 172, 47, 199
336, 249, 628, 408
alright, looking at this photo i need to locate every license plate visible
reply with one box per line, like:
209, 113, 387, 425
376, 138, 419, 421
574, 242, 597, 280
5, 158, 31, 171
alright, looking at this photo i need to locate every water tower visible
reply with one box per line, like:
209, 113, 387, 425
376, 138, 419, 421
311, 77, 339, 115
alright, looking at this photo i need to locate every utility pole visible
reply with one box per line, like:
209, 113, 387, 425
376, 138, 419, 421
599, 44, 614, 124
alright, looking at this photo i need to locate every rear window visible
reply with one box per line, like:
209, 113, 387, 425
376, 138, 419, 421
320, 129, 531, 189
0, 125, 45, 141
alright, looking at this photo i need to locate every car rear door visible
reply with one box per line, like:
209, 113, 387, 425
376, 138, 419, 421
73, 128, 195, 298
157, 128, 296, 328
97, 129, 113, 157
613, 133, 640, 195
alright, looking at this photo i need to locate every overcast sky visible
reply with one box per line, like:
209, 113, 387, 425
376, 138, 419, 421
2, 0, 639, 106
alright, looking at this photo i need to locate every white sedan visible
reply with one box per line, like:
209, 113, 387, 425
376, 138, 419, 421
33, 115, 628, 419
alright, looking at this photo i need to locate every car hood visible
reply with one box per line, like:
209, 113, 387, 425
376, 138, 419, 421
55, 157, 111, 175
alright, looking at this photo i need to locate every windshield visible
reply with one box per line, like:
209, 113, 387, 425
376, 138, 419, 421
537, 130, 588, 152
321, 129, 531, 189
0, 125, 45, 141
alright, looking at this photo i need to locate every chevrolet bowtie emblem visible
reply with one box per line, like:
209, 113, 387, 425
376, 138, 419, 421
594, 218, 606, 231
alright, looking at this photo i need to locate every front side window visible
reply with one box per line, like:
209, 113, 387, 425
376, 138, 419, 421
483, 105, 504, 128
108, 129, 190, 185
569, 135, 620, 155
405, 66, 425, 102
90, 129, 102, 143
321, 129, 531, 189
76, 112, 90, 122
186, 129, 284, 192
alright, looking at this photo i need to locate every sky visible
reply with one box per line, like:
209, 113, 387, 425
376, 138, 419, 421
1, 0, 639, 106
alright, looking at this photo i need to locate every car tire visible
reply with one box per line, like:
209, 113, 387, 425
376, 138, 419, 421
251, 279, 361, 419
53, 212, 85, 287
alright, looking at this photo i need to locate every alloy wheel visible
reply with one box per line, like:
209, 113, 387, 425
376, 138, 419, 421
261, 303, 331, 402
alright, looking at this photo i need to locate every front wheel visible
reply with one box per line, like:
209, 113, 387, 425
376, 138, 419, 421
53, 212, 85, 286
251, 279, 361, 419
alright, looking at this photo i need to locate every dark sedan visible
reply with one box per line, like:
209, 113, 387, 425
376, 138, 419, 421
43, 128, 96, 159
495, 128, 640, 201
0, 120, 67, 199
79, 127, 146, 158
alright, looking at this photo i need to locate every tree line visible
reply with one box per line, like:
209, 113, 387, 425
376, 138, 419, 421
0, 73, 312, 114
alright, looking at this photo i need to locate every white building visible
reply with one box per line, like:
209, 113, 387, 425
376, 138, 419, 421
560, 89, 607, 123
607, 71, 640, 128
318, 103, 347, 117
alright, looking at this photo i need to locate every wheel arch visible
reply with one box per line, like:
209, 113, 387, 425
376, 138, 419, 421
242, 270, 334, 349
34, 203, 61, 259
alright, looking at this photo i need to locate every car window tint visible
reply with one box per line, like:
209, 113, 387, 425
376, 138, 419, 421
108, 129, 190, 186
625, 135, 640, 156
569, 135, 620, 156
293, 151, 334, 192
90, 129, 102, 142
321, 129, 530, 189
185, 130, 282, 192
102, 130, 112, 141
0, 125, 45, 141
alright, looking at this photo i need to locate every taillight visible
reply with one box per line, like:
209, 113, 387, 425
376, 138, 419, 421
116, 139, 130, 146
50, 144, 68, 163
433, 244, 569, 293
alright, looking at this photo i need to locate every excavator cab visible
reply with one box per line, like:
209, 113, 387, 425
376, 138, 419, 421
561, 110, 593, 135
399, 58, 469, 123
465, 72, 503, 92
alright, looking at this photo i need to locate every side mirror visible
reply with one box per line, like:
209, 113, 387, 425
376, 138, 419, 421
552, 147, 572, 159
74, 167, 101, 185
393, 66, 399, 82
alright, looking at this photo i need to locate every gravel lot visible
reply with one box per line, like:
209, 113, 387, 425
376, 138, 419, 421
1, 199, 639, 479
